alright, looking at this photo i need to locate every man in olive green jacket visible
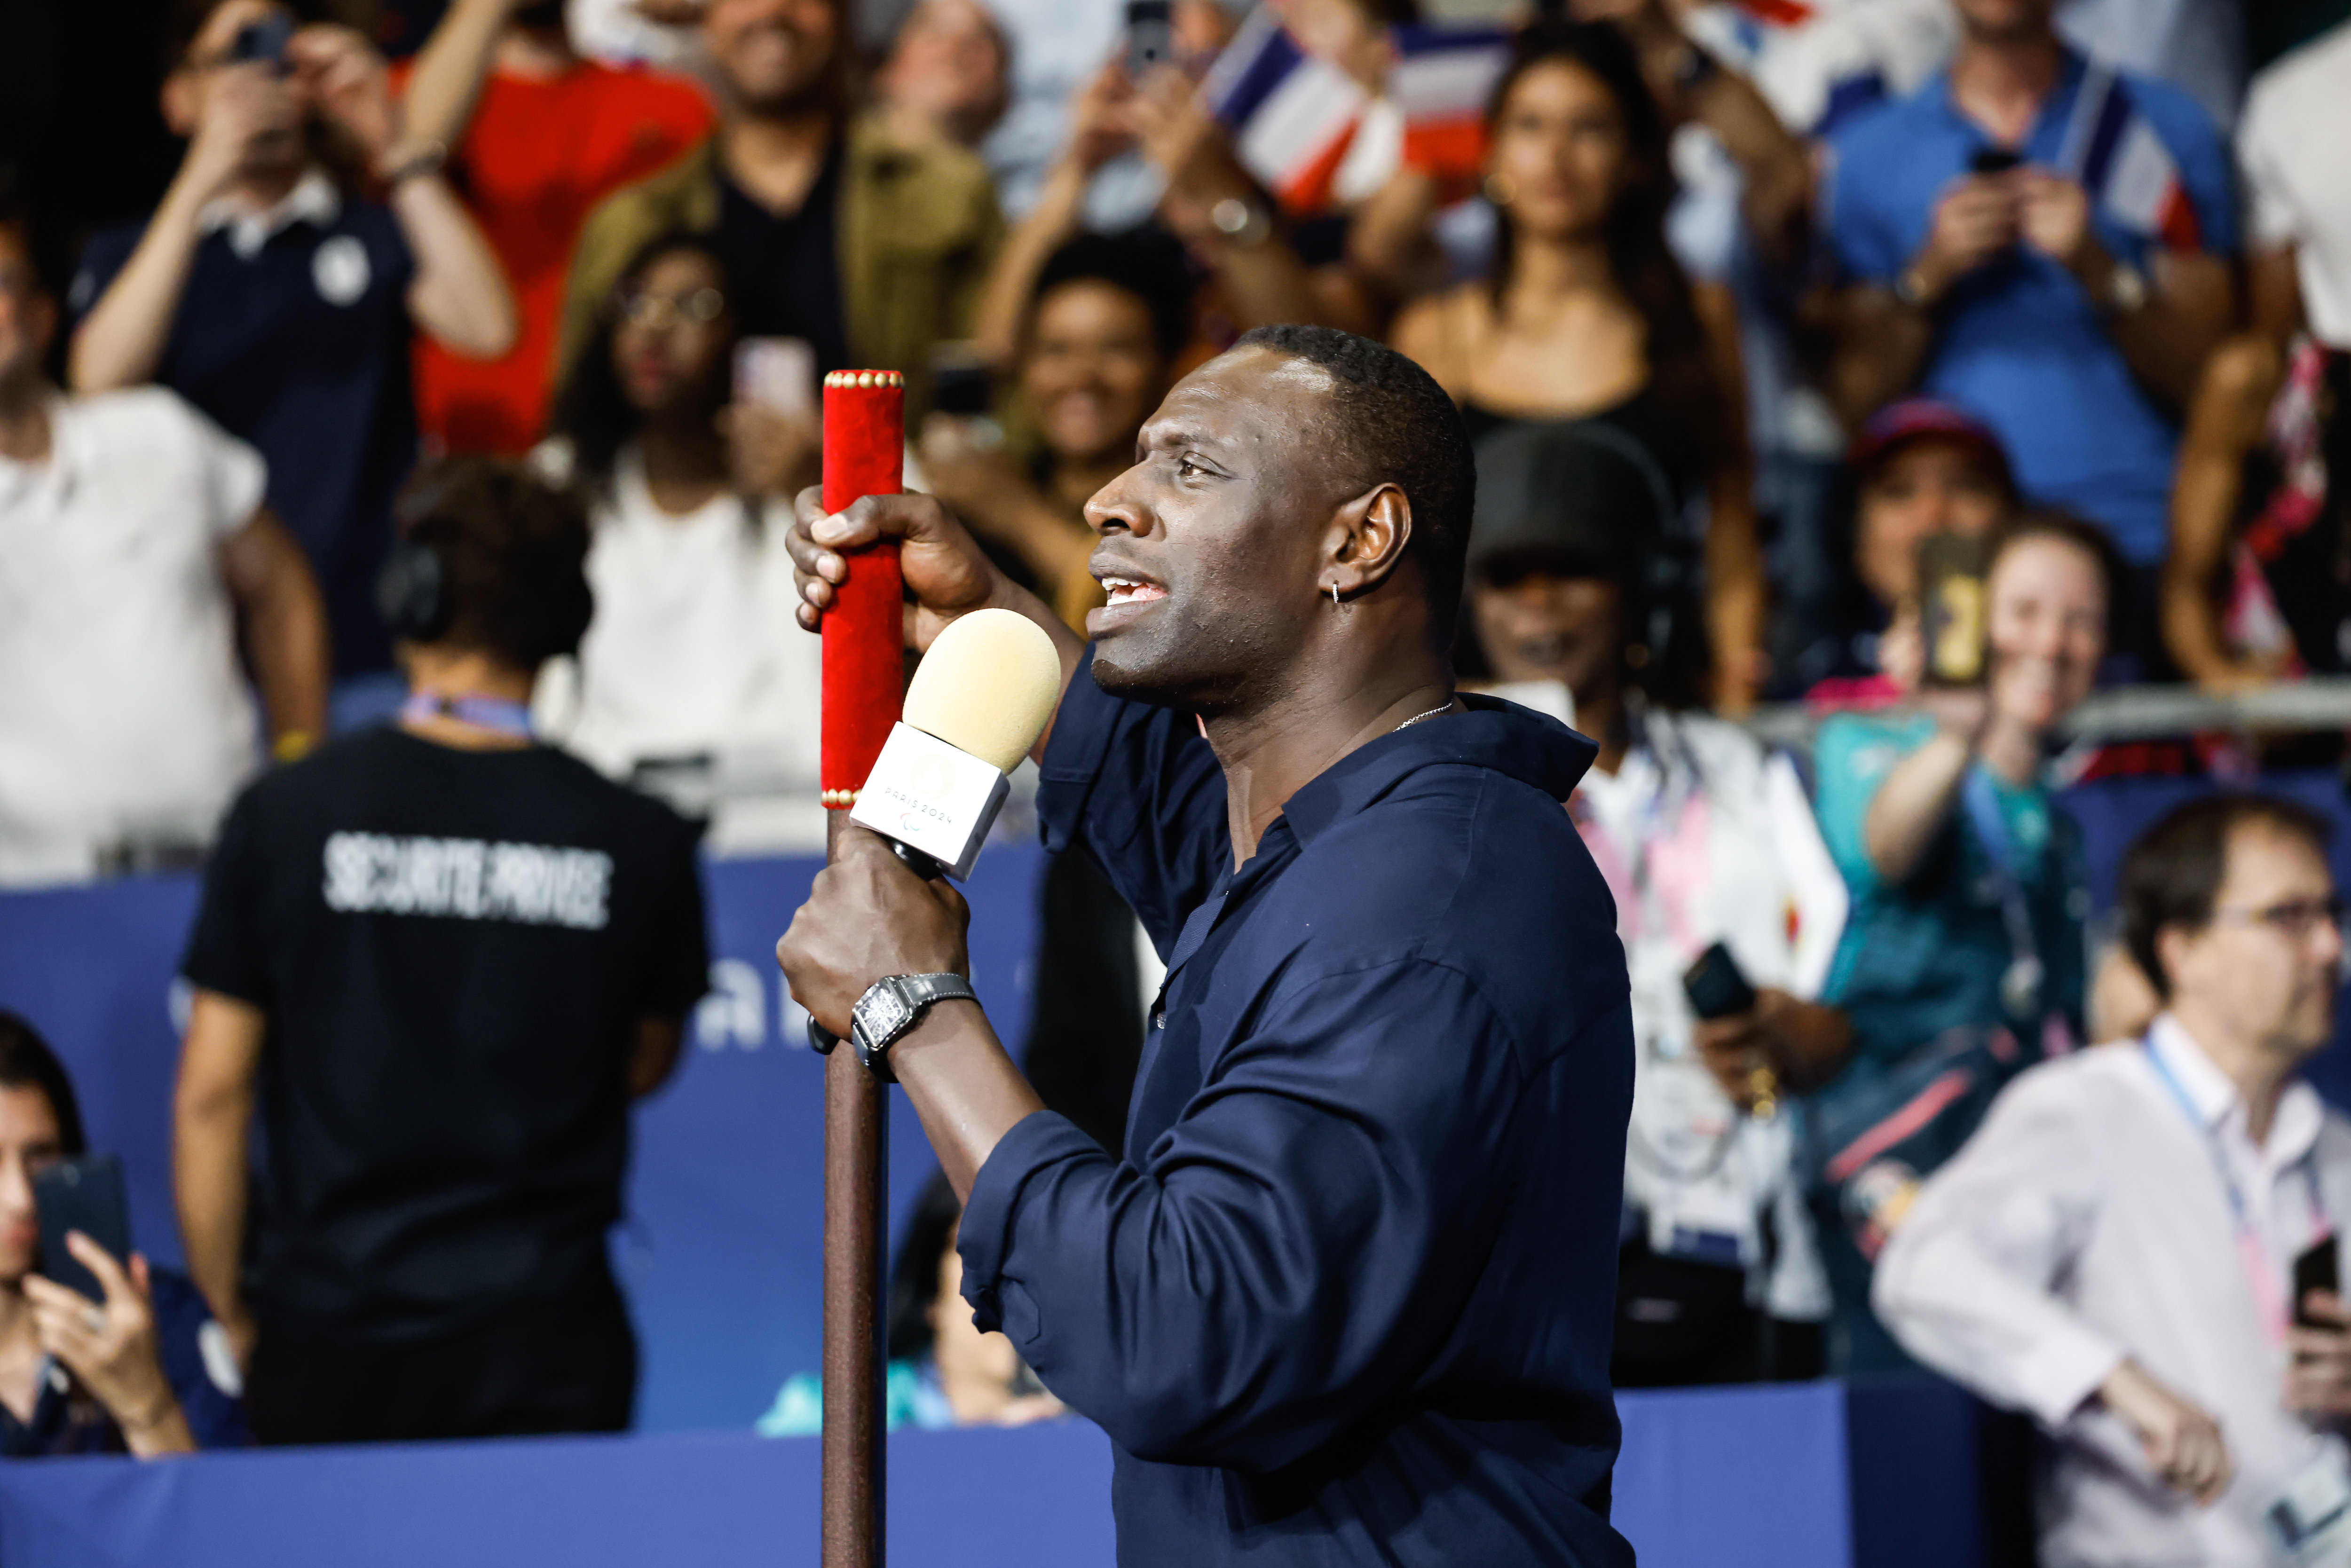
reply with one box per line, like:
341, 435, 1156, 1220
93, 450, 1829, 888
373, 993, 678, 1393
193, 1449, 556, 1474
560, 0, 1001, 418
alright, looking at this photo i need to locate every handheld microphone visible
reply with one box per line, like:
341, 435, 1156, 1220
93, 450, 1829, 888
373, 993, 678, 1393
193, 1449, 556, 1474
849, 608, 1063, 881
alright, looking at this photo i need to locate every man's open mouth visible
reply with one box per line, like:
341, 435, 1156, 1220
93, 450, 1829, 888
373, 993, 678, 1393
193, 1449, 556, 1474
1100, 576, 1168, 608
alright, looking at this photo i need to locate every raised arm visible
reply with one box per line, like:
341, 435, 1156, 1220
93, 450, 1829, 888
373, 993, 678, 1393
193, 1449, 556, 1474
970, 62, 1133, 365
173, 989, 266, 1369
388, 0, 518, 168
217, 505, 331, 754
70, 63, 285, 392
1695, 281, 1764, 712
2161, 334, 2287, 691
292, 24, 517, 359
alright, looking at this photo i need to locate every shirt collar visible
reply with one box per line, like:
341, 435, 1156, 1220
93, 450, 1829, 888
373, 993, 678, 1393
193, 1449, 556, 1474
1931, 45, 2090, 144
2148, 1012, 2326, 1166
1278, 693, 1599, 849
0, 393, 79, 509
199, 167, 340, 260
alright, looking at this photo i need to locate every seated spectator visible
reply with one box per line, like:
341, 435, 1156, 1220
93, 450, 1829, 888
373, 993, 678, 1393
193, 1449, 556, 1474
921, 232, 1188, 631
390, 0, 717, 455
535, 232, 823, 852
173, 459, 708, 1445
0, 1012, 246, 1456
1877, 795, 2351, 1566
2237, 16, 2351, 349
560, 0, 1003, 418
1392, 19, 1765, 711
874, 0, 1013, 154
69, 0, 516, 707
758, 1171, 1064, 1435
0, 194, 328, 887
2162, 332, 2346, 692
1819, 0, 2235, 670
1464, 422, 1846, 1386
1796, 397, 2018, 705
1805, 511, 2113, 1372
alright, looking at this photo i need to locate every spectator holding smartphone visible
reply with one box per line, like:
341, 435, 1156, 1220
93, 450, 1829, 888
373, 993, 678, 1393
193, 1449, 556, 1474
1463, 422, 1849, 1386
68, 0, 516, 709
1878, 796, 2351, 1566
1804, 511, 2112, 1371
0, 1013, 245, 1458
1795, 398, 2019, 705
535, 232, 823, 851
1819, 0, 2235, 670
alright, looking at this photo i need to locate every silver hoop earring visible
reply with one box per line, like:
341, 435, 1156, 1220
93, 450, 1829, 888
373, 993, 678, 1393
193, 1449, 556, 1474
1329, 583, 1340, 608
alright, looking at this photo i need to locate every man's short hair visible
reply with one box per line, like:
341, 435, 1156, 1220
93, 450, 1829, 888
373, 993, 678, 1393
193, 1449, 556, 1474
1231, 323, 1476, 634
2119, 793, 2334, 1000
397, 458, 595, 671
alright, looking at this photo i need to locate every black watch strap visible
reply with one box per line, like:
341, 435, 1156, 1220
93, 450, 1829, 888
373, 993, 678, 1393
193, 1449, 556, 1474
852, 972, 978, 1079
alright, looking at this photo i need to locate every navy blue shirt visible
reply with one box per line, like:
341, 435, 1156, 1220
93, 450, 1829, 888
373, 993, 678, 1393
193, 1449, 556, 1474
1824, 51, 2236, 564
958, 671, 1637, 1567
75, 185, 421, 676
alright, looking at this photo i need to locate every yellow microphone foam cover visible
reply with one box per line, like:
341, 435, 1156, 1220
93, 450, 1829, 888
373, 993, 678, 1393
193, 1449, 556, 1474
902, 608, 1065, 775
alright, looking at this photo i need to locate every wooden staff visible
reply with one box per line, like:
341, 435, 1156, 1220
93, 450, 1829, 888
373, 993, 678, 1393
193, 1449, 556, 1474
815, 369, 907, 1568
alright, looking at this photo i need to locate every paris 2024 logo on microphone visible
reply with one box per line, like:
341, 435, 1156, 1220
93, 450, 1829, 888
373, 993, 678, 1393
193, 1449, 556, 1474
898, 755, 959, 836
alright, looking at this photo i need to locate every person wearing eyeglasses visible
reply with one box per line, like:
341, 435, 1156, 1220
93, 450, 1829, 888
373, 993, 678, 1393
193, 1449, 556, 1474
534, 230, 824, 851
1876, 794, 2351, 1568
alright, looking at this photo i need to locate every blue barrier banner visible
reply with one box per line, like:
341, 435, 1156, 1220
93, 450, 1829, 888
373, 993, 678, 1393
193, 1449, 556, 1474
0, 844, 1046, 1435
0, 1382, 1978, 1568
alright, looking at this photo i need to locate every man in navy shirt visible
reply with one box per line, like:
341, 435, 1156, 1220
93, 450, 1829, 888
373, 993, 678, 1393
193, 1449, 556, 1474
1821, 0, 2234, 662
69, 0, 513, 699
780, 325, 1636, 1566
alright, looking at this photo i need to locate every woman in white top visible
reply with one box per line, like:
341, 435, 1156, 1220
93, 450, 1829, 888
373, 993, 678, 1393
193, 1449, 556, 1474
537, 232, 824, 853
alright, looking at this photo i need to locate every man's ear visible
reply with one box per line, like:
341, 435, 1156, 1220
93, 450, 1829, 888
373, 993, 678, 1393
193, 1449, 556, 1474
161, 71, 199, 138
1323, 483, 1413, 600
2153, 923, 2193, 1000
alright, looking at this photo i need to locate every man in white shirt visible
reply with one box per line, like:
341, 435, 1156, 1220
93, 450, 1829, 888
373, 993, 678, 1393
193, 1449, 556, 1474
0, 198, 328, 885
1877, 793, 2351, 1568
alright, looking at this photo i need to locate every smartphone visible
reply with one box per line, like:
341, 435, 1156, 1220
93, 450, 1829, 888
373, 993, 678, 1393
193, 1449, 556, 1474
1683, 942, 1758, 1022
229, 11, 293, 69
1126, 0, 1174, 80
928, 345, 994, 420
732, 337, 815, 421
1969, 146, 2022, 177
33, 1154, 131, 1308
2296, 1234, 2342, 1329
1917, 531, 1994, 687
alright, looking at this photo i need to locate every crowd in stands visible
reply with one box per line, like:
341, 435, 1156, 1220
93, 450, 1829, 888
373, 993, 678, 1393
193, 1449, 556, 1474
5, 0, 2351, 1556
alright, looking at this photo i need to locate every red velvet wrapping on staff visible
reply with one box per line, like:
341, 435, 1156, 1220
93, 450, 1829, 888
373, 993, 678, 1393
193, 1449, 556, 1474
819, 372, 907, 805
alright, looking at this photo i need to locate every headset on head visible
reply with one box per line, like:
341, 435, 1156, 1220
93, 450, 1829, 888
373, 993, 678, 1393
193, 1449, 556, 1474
377, 465, 597, 657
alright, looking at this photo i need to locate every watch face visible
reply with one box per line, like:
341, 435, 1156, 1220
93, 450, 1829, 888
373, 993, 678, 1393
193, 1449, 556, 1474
854, 983, 913, 1050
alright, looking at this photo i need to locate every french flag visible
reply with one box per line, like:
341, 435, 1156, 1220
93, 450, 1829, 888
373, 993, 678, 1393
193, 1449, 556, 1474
1203, 6, 1366, 217
1389, 24, 1512, 198
2062, 63, 2202, 251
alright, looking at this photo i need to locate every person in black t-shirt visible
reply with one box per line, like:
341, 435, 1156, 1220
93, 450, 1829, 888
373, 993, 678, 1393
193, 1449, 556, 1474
172, 459, 709, 1445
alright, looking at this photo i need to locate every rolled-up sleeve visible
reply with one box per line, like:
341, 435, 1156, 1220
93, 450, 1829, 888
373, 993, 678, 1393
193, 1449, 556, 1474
1035, 661, 1229, 958
1873, 1072, 2123, 1427
957, 959, 1531, 1473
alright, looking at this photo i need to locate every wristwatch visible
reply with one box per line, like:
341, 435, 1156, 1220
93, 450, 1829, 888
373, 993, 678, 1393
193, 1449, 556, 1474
2105, 260, 2149, 315
850, 972, 978, 1079
1209, 197, 1274, 251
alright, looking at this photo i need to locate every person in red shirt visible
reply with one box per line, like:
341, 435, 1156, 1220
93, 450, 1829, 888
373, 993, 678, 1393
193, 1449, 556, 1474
395, 0, 714, 455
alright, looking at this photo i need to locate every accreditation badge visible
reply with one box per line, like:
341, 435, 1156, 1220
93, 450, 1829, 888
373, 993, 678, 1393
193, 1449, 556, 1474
2267, 1442, 2351, 1566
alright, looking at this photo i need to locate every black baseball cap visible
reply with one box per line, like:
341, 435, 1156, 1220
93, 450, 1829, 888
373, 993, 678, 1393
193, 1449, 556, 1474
1466, 422, 1672, 587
